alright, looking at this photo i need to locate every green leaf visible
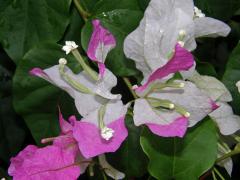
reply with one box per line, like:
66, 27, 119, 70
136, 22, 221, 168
80, 0, 100, 13
61, 7, 84, 45
0, 0, 72, 63
194, 0, 240, 21
93, 0, 141, 14
106, 115, 148, 178
138, 0, 150, 11
196, 59, 217, 77
13, 43, 80, 144
222, 42, 240, 114
140, 119, 218, 180
81, 9, 143, 76
0, 97, 26, 163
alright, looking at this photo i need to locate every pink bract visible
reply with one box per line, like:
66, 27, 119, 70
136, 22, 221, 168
146, 117, 188, 138
73, 117, 128, 159
135, 44, 194, 92
87, 19, 116, 78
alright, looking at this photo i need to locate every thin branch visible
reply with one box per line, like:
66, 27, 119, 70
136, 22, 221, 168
73, 0, 91, 22
123, 77, 138, 99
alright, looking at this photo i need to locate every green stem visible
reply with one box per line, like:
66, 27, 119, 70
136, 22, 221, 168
214, 168, 225, 180
72, 50, 98, 81
123, 77, 138, 99
73, 0, 90, 22
216, 149, 240, 163
212, 170, 217, 180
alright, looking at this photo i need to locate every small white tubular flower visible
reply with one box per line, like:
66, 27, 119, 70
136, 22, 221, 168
236, 81, 240, 93
62, 41, 78, 54
58, 58, 67, 65
194, 6, 205, 18
178, 41, 185, 47
101, 127, 115, 141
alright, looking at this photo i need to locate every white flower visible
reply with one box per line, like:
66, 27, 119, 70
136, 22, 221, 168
124, 0, 231, 82
62, 41, 78, 54
189, 71, 240, 135
58, 58, 67, 65
236, 81, 240, 93
194, 6, 205, 18
101, 127, 115, 141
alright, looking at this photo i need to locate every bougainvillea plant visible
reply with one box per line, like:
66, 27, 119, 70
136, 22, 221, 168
1, 0, 240, 179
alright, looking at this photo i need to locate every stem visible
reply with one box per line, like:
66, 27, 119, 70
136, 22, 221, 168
123, 77, 138, 99
214, 168, 225, 180
216, 149, 240, 163
72, 50, 99, 81
73, 0, 90, 22
212, 171, 217, 180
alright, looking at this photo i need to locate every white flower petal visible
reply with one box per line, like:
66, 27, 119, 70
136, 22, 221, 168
82, 100, 129, 126
149, 81, 213, 127
194, 17, 231, 38
133, 99, 181, 126
41, 65, 119, 117
175, 0, 194, 17
180, 61, 196, 80
124, 18, 152, 79
98, 155, 125, 180
210, 102, 240, 135
189, 71, 232, 102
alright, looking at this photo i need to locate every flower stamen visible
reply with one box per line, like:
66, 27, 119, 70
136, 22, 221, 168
98, 105, 114, 141
58, 58, 93, 94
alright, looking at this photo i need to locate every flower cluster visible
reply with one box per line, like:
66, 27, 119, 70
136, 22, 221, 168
9, 0, 240, 179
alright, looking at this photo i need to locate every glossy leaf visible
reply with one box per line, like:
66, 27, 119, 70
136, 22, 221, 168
13, 43, 81, 144
81, 9, 143, 76
223, 42, 240, 114
140, 119, 218, 180
93, 0, 141, 14
61, 7, 84, 45
0, 0, 72, 63
106, 115, 148, 178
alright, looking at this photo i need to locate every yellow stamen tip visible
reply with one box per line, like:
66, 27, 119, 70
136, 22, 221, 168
59, 58, 67, 65
179, 83, 185, 88
169, 104, 175, 109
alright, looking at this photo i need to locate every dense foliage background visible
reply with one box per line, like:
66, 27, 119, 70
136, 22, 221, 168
1, 0, 240, 179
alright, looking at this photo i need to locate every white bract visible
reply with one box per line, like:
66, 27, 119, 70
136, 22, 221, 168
189, 71, 240, 135
31, 65, 121, 117
62, 41, 79, 54
124, 0, 231, 82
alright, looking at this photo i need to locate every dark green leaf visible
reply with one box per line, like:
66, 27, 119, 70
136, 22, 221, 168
194, 0, 240, 21
61, 7, 84, 45
106, 115, 148, 178
196, 59, 217, 77
0, 0, 72, 63
81, 9, 143, 76
140, 119, 218, 180
93, 0, 141, 14
0, 97, 26, 163
222, 42, 240, 114
138, 0, 150, 11
13, 43, 81, 144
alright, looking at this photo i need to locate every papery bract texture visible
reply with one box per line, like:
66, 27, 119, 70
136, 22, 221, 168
73, 101, 128, 158
8, 145, 81, 180
30, 66, 120, 117
87, 19, 116, 78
